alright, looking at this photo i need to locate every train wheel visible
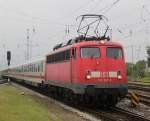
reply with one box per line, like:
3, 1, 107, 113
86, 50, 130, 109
107, 95, 118, 107
84, 95, 91, 105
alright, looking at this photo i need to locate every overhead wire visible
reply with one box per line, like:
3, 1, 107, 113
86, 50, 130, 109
96, 0, 120, 14
88, 0, 103, 13
64, 0, 94, 18
102, 0, 120, 14
116, 4, 150, 41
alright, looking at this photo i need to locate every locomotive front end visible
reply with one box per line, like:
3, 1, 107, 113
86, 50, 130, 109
74, 41, 128, 106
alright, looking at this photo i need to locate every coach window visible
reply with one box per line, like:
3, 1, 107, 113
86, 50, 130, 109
28, 65, 29, 72
26, 65, 28, 72
34, 65, 36, 72
38, 64, 40, 72
34, 64, 37, 72
30, 65, 31, 72
33, 65, 35, 72
41, 62, 43, 72
39, 63, 42, 72
33, 64, 35, 72
31, 64, 33, 72
35, 64, 37, 72
81, 47, 100, 58
32, 65, 34, 72
23, 66, 25, 72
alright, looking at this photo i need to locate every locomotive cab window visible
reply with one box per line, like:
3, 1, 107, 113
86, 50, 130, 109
106, 47, 123, 59
80, 47, 100, 58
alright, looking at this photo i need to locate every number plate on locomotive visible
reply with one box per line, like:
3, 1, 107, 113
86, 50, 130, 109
91, 71, 101, 78
109, 71, 117, 78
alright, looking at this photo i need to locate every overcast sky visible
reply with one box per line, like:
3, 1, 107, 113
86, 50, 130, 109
0, 0, 150, 67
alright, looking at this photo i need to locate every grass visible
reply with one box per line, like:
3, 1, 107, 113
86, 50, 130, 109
0, 84, 57, 121
139, 77, 150, 83
128, 76, 150, 86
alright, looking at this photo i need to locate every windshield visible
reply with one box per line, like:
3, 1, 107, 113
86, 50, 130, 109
81, 47, 100, 58
106, 47, 123, 59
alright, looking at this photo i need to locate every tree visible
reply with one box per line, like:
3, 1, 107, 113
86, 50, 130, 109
136, 60, 146, 78
126, 60, 146, 79
147, 46, 150, 67
126, 62, 133, 76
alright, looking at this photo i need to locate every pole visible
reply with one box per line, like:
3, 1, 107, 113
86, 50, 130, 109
27, 29, 30, 60
131, 45, 134, 80
130, 30, 134, 80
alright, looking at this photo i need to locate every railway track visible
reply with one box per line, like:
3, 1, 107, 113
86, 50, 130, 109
128, 83, 150, 106
77, 105, 150, 121
111, 107, 150, 121
0, 79, 8, 85
5, 80, 150, 121
138, 94, 150, 106
128, 83, 150, 92
127, 93, 150, 106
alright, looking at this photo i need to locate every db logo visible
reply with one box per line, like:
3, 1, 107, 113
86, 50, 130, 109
102, 72, 109, 78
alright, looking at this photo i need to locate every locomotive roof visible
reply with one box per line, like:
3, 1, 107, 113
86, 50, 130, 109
73, 40, 122, 47
47, 39, 122, 56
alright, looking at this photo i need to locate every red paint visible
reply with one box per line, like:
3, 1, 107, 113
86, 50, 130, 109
45, 41, 128, 86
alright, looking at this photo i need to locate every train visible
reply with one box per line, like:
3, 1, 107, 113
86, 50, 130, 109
0, 36, 128, 107
0, 15, 128, 107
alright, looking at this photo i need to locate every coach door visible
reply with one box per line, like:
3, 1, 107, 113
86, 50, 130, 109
71, 48, 77, 83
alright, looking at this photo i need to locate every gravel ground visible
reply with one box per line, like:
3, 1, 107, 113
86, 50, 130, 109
117, 98, 150, 119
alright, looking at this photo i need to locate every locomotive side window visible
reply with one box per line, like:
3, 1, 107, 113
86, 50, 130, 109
72, 48, 76, 58
106, 47, 123, 59
47, 49, 70, 63
65, 49, 70, 60
80, 47, 100, 58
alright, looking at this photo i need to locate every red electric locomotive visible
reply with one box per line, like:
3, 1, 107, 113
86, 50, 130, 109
44, 15, 128, 106
44, 37, 127, 106
1, 15, 128, 107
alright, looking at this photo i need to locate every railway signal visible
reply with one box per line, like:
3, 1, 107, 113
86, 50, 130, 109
7, 51, 11, 83
7, 51, 11, 66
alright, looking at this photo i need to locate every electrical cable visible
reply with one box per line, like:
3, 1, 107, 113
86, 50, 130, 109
96, 0, 120, 14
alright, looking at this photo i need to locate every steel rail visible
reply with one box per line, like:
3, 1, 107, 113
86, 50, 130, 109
128, 84, 150, 92
0, 80, 8, 84
112, 107, 150, 121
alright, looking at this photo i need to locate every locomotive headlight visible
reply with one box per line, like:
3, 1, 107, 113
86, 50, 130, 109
117, 71, 122, 79
86, 75, 91, 79
118, 75, 122, 79
86, 71, 91, 79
